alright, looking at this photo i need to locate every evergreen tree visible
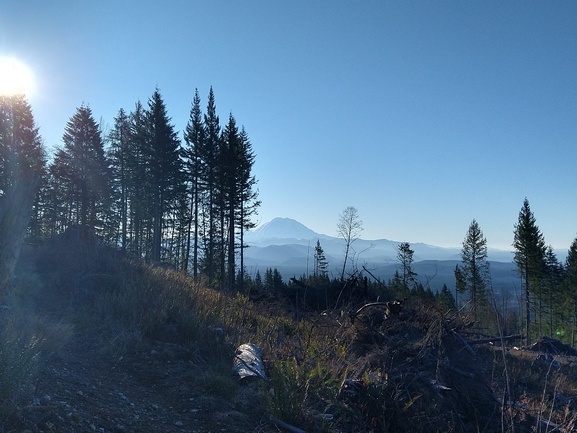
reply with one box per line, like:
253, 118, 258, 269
0, 95, 46, 239
543, 245, 564, 338
236, 126, 260, 291
513, 198, 546, 345
397, 242, 417, 293
183, 89, 205, 276
314, 239, 329, 277
125, 102, 152, 258
201, 87, 220, 285
564, 237, 577, 346
0, 95, 45, 296
454, 264, 466, 308
220, 113, 241, 289
146, 88, 183, 263
458, 219, 491, 324
437, 284, 456, 312
107, 108, 131, 248
48, 105, 110, 230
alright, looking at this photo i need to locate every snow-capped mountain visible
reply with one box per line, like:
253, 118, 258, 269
243, 217, 517, 292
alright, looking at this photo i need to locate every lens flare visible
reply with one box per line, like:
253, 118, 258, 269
0, 56, 35, 97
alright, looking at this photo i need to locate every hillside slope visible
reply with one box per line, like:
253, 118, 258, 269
3, 235, 577, 433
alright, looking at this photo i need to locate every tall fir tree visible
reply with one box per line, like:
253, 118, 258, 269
457, 219, 491, 325
513, 198, 546, 345
183, 89, 205, 276
146, 88, 184, 263
48, 105, 110, 230
220, 113, 241, 290
107, 108, 131, 248
564, 237, 577, 346
397, 242, 417, 295
543, 245, 564, 338
314, 239, 329, 277
201, 87, 220, 285
125, 102, 151, 258
236, 126, 259, 291
0, 95, 45, 296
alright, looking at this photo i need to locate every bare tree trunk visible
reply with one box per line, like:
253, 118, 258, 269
0, 175, 40, 299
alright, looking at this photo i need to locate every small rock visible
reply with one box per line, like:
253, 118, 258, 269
174, 420, 184, 426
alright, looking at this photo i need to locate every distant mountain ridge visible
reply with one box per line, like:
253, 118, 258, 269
243, 217, 518, 292
245, 217, 513, 262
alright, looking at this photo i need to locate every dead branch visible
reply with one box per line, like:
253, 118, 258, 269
467, 334, 523, 346
451, 330, 476, 356
362, 265, 387, 291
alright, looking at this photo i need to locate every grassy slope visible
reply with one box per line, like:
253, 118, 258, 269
1, 234, 577, 432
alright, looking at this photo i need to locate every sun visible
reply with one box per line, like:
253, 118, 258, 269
0, 56, 35, 97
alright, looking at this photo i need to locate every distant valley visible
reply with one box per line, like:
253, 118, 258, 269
243, 217, 522, 293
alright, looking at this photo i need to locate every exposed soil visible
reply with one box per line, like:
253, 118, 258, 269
20, 336, 269, 433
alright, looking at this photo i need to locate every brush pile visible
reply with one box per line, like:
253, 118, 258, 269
337, 301, 500, 433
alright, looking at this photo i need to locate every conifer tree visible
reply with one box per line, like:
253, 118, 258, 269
458, 219, 491, 324
437, 284, 456, 312
564, 237, 577, 346
0, 95, 45, 194
220, 113, 241, 289
314, 240, 329, 277
125, 102, 151, 258
107, 108, 131, 248
397, 242, 417, 294
543, 245, 564, 338
201, 87, 220, 284
236, 126, 260, 291
146, 88, 183, 263
48, 105, 109, 230
0, 95, 45, 296
183, 89, 205, 276
513, 198, 546, 345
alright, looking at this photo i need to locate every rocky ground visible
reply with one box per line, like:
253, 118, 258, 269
12, 325, 274, 433
3, 245, 273, 433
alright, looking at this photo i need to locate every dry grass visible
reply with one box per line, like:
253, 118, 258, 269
2, 236, 577, 432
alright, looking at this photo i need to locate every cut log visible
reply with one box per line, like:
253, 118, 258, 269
233, 343, 267, 381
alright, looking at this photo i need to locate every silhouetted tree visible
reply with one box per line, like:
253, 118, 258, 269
564, 237, 577, 346
183, 89, 205, 276
397, 242, 417, 294
146, 88, 184, 263
437, 284, 456, 312
337, 206, 363, 280
314, 239, 329, 277
543, 245, 564, 338
200, 87, 220, 285
513, 198, 546, 345
0, 95, 45, 297
458, 219, 491, 325
235, 126, 260, 291
107, 108, 131, 248
48, 105, 110, 230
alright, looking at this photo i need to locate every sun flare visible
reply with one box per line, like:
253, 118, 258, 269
0, 56, 35, 97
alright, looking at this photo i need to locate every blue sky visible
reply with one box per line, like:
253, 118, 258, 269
1, 1, 576, 250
